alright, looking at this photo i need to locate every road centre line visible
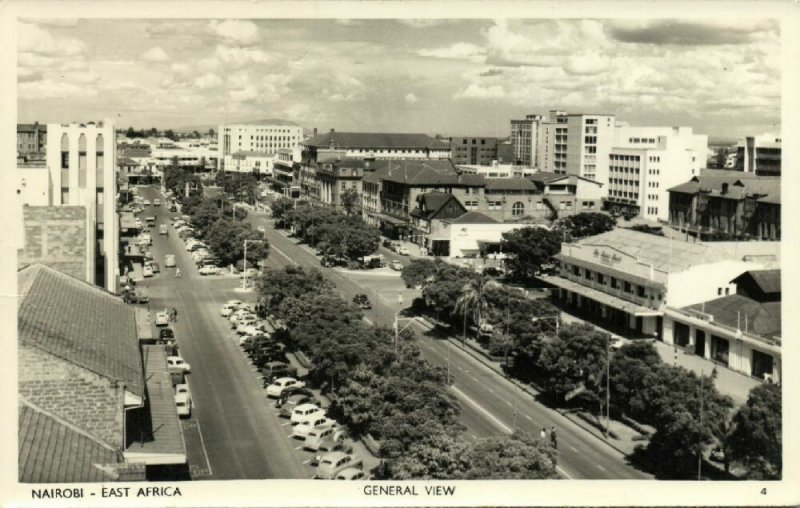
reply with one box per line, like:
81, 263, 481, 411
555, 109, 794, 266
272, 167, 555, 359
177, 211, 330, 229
193, 420, 214, 478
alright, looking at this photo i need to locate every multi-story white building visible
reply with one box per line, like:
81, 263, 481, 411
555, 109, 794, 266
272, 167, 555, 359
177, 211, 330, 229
17, 120, 118, 292
606, 126, 708, 221
565, 114, 616, 186
735, 134, 781, 176
456, 162, 537, 179
510, 114, 543, 167
222, 151, 275, 175
218, 121, 304, 169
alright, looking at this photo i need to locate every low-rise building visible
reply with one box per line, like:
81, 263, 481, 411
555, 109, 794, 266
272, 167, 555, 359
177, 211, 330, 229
409, 191, 468, 256
316, 154, 367, 210
540, 228, 779, 339
302, 130, 451, 161
663, 269, 781, 383
667, 170, 780, 240
222, 151, 275, 175
442, 211, 528, 259
271, 147, 301, 190
18, 264, 186, 482
528, 172, 604, 220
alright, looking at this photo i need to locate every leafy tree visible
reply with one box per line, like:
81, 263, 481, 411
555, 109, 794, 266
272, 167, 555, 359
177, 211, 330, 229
460, 433, 558, 479
340, 188, 360, 214
500, 227, 562, 281
164, 129, 178, 141
256, 265, 333, 317
401, 258, 443, 289
556, 212, 615, 239
420, 265, 473, 323
388, 427, 470, 479
728, 383, 781, 479
204, 219, 269, 266
208, 128, 216, 137
270, 197, 295, 228
189, 199, 223, 238
454, 272, 498, 339
608, 341, 664, 421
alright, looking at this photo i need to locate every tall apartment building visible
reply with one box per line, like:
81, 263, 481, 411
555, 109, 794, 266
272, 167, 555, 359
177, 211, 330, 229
735, 134, 781, 176
18, 120, 118, 292
218, 121, 303, 169
565, 114, 616, 186
510, 114, 543, 167
606, 126, 707, 221
449, 137, 499, 166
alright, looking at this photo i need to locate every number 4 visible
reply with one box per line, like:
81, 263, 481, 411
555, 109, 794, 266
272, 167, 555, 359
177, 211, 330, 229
761, 488, 767, 495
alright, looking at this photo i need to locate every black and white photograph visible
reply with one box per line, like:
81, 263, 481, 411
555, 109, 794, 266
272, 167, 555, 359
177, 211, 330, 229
2, 1, 798, 506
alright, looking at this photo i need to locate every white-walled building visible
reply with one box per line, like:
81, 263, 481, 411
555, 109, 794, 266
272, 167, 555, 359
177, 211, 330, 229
540, 228, 779, 339
606, 126, 708, 221
735, 134, 781, 176
444, 211, 535, 258
16, 120, 119, 292
457, 163, 537, 178
565, 114, 616, 185
510, 114, 544, 167
218, 121, 303, 169
222, 151, 275, 175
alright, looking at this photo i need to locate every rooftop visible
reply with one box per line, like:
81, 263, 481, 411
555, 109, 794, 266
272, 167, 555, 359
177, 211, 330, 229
668, 171, 780, 202
484, 177, 537, 191
733, 269, 781, 294
410, 191, 463, 220
17, 123, 47, 133
303, 131, 438, 149
684, 295, 781, 338
232, 150, 274, 158
570, 229, 780, 273
447, 211, 499, 224
370, 159, 485, 186
18, 264, 144, 398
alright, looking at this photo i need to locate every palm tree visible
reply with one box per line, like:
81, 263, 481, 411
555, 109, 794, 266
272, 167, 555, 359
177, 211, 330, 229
454, 272, 496, 342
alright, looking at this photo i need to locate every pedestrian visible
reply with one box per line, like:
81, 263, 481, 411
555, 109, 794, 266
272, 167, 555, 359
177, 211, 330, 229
172, 308, 178, 322
550, 427, 558, 449
540, 428, 547, 442
175, 268, 181, 278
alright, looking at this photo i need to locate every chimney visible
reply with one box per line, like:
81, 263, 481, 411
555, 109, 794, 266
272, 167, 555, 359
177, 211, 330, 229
721, 182, 729, 195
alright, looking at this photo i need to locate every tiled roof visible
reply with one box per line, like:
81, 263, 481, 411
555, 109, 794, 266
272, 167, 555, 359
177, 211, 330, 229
17, 265, 144, 398
668, 171, 780, 202
410, 191, 459, 220
317, 155, 368, 167
528, 171, 563, 183
572, 229, 779, 273
304, 131, 438, 149
117, 157, 138, 165
19, 399, 121, 483
448, 211, 498, 224
370, 159, 485, 186
734, 269, 781, 294
17, 123, 47, 133
684, 294, 781, 338
484, 178, 537, 191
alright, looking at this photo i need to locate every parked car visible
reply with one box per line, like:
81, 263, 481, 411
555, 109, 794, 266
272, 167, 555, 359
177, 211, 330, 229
221, 303, 238, 317
305, 425, 346, 452
261, 361, 298, 383
144, 199, 151, 206
239, 267, 259, 279
150, 262, 160, 274
316, 438, 348, 454
121, 290, 149, 304
174, 392, 192, 417
352, 294, 371, 309
159, 328, 175, 340
315, 452, 363, 480
292, 417, 336, 440
390, 260, 404, 271
266, 377, 306, 398
397, 246, 410, 256
141, 264, 154, 278
290, 403, 325, 425
165, 254, 176, 268
257, 225, 266, 233
167, 356, 191, 373
155, 311, 170, 326
335, 468, 367, 480
320, 256, 336, 268
199, 265, 220, 276
159, 224, 168, 235
382, 238, 393, 249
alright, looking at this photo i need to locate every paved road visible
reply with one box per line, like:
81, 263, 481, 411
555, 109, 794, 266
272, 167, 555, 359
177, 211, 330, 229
246, 211, 653, 480
137, 187, 313, 480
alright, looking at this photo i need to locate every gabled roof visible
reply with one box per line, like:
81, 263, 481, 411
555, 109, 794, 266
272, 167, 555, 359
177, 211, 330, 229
732, 269, 781, 294
17, 265, 144, 398
528, 172, 602, 187
448, 211, 498, 224
410, 191, 465, 220
19, 399, 123, 483
304, 131, 438, 149
668, 171, 780, 202
370, 159, 485, 186
684, 294, 781, 338
117, 157, 138, 166
484, 178, 537, 191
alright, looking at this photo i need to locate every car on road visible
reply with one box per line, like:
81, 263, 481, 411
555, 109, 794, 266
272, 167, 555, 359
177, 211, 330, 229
290, 403, 325, 425
397, 246, 410, 256
199, 265, 221, 276
167, 356, 191, 373
335, 468, 367, 480
159, 224, 168, 235
159, 328, 175, 341
174, 392, 192, 418
165, 254, 176, 268
121, 290, 149, 304
352, 294, 371, 309
292, 417, 336, 440
221, 303, 238, 317
257, 225, 266, 233
150, 262, 160, 274
315, 452, 363, 480
266, 377, 306, 398
155, 311, 170, 326
154, 199, 161, 207
144, 199, 151, 206
390, 260, 404, 271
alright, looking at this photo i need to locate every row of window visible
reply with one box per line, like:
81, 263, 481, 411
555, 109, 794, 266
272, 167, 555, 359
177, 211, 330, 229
629, 137, 656, 144
647, 168, 661, 175
646, 194, 660, 201
610, 166, 640, 175
249, 135, 297, 141
567, 264, 659, 300
646, 206, 659, 215
584, 136, 597, 144
460, 139, 491, 145
610, 154, 642, 162
610, 178, 638, 186
610, 190, 639, 199
648, 156, 662, 163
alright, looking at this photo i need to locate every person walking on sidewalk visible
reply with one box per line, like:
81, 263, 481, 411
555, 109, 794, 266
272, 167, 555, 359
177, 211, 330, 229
550, 427, 558, 450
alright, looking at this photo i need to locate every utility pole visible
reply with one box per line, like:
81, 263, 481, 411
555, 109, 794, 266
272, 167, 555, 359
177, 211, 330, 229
606, 334, 611, 437
698, 375, 704, 481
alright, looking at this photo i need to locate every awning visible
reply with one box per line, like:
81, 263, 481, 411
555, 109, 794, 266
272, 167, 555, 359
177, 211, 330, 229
124, 345, 186, 466
554, 253, 666, 291
373, 213, 409, 226
540, 275, 663, 317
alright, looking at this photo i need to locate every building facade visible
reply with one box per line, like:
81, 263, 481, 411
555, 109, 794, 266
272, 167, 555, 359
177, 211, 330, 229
528, 172, 605, 220
668, 171, 780, 240
510, 114, 543, 167
565, 114, 616, 187
17, 122, 48, 158
450, 136, 499, 166
606, 126, 707, 221
222, 151, 275, 175
735, 134, 781, 176
218, 122, 303, 169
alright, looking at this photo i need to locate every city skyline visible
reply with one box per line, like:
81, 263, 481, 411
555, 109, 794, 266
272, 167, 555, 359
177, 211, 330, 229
17, 18, 780, 139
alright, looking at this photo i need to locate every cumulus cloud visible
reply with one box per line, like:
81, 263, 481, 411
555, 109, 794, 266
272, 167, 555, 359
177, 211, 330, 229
194, 73, 223, 89
19, 22, 85, 56
141, 47, 169, 62
208, 20, 260, 46
404, 92, 419, 104
479, 68, 503, 77
419, 42, 485, 62
229, 86, 259, 103
20, 79, 98, 99
606, 19, 778, 46
214, 45, 271, 68
455, 83, 506, 100
398, 19, 453, 28
564, 54, 609, 76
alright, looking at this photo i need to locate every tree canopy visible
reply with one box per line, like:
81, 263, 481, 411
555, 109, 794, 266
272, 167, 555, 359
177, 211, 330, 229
729, 383, 781, 479
500, 226, 562, 281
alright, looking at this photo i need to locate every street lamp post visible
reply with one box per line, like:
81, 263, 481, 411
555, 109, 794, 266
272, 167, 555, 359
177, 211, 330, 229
243, 239, 264, 290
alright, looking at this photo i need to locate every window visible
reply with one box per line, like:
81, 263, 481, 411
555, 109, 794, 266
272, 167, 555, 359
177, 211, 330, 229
61, 151, 69, 169
624, 281, 632, 293
584, 269, 592, 280
717, 288, 723, 296
512, 202, 524, 216
572, 265, 580, 276
61, 188, 69, 204
611, 277, 618, 289
637, 286, 645, 297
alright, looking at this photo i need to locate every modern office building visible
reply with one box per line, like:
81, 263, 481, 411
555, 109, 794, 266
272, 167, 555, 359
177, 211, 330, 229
565, 113, 616, 186
605, 126, 708, 221
16, 120, 119, 292
510, 114, 543, 167
222, 151, 275, 175
218, 121, 303, 169
734, 134, 781, 176
668, 171, 781, 241
450, 136, 499, 166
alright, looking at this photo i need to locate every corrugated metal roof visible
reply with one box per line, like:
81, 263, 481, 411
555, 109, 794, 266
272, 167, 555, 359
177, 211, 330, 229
735, 269, 781, 294
684, 294, 781, 337
17, 265, 144, 398
448, 211, 498, 224
303, 131, 438, 149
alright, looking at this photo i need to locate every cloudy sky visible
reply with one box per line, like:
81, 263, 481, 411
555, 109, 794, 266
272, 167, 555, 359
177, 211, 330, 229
17, 18, 780, 139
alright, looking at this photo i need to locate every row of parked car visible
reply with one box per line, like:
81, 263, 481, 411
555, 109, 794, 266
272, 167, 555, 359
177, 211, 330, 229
219, 299, 368, 480
172, 217, 225, 275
